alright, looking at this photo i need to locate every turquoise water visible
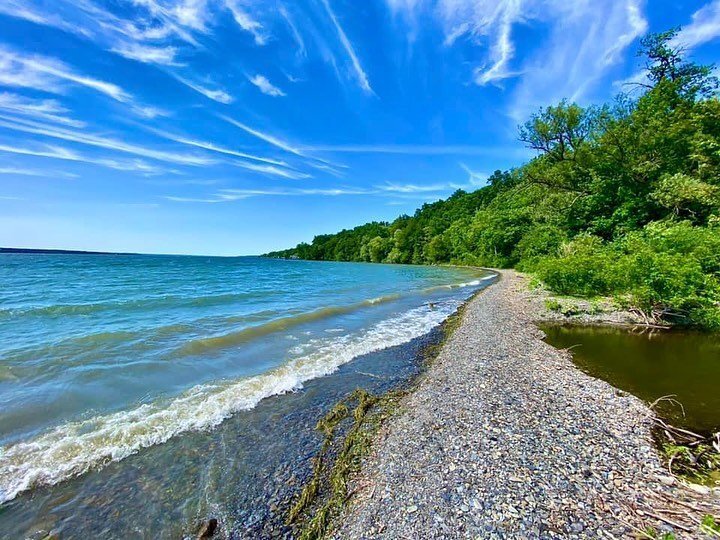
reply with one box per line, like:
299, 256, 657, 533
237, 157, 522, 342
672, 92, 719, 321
0, 254, 492, 514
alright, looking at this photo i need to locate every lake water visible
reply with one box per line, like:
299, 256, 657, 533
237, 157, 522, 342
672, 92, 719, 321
540, 324, 720, 434
0, 254, 494, 538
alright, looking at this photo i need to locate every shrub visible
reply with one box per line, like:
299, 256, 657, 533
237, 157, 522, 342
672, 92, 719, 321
532, 235, 622, 296
533, 223, 720, 328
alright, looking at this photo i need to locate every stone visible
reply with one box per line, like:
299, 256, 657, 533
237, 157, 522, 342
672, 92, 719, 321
197, 518, 218, 539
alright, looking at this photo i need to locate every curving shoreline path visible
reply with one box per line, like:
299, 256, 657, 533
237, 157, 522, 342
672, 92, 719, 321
333, 270, 718, 539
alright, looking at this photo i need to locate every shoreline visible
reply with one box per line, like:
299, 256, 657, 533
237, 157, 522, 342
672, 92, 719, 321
0, 268, 494, 540
284, 285, 492, 539
326, 270, 719, 539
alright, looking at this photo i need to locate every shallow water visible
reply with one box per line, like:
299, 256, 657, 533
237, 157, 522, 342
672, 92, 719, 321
0, 254, 494, 537
540, 324, 720, 434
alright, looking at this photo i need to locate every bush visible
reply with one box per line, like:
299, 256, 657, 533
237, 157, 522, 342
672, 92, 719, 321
532, 235, 622, 296
514, 224, 567, 268
533, 223, 720, 328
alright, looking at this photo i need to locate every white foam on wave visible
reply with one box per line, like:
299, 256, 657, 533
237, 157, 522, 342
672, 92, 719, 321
0, 300, 461, 504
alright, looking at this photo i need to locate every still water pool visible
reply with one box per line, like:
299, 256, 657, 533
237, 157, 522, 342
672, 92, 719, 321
540, 324, 720, 434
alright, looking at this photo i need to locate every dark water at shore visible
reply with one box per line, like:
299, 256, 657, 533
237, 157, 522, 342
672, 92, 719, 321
540, 324, 720, 434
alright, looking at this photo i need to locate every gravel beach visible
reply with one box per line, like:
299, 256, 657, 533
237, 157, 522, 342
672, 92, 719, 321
332, 270, 719, 539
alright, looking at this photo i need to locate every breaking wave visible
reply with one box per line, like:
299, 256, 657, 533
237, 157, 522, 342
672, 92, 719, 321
0, 300, 461, 504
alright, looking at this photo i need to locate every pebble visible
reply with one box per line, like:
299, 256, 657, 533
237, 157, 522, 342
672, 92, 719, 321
331, 271, 710, 539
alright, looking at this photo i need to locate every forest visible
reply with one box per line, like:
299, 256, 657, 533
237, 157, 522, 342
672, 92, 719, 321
266, 31, 720, 329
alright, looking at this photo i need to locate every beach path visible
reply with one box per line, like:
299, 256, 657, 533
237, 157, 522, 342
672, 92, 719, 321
333, 270, 717, 539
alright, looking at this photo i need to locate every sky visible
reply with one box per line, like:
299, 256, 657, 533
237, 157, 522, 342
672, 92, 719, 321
0, 0, 719, 255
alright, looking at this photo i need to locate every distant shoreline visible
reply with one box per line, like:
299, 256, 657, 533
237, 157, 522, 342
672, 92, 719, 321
0, 247, 138, 256
0, 248, 252, 257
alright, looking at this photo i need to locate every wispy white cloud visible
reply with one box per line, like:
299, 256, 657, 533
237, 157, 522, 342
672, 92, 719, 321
131, 105, 172, 119
151, 127, 315, 178
0, 92, 85, 128
387, 0, 648, 110
378, 182, 466, 193
230, 162, 312, 179
174, 75, 234, 103
224, 0, 267, 45
165, 180, 471, 203
431, 0, 525, 86
507, 0, 648, 122
0, 116, 214, 166
319, 0, 374, 95
459, 162, 488, 185
220, 115, 344, 173
671, 0, 720, 50
152, 128, 289, 166
474, 1, 522, 85
0, 0, 92, 37
0, 166, 78, 178
166, 186, 372, 203
164, 195, 226, 203
220, 115, 303, 156
165, 177, 483, 205
305, 161, 347, 177
148, 177, 221, 187
440, 0, 525, 86
279, 5, 306, 57
0, 46, 131, 102
385, 0, 425, 43
111, 43, 181, 66
0, 142, 84, 162
0, 141, 172, 174
248, 74, 286, 97
301, 143, 526, 157
133, 0, 210, 37
0, 51, 62, 93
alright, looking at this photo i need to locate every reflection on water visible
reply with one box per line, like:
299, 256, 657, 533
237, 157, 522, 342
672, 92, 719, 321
540, 324, 720, 434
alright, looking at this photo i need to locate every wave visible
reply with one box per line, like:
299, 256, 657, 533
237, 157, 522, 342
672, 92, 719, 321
0, 300, 461, 504
0, 291, 272, 319
176, 293, 405, 356
420, 273, 495, 295
0, 294, 409, 368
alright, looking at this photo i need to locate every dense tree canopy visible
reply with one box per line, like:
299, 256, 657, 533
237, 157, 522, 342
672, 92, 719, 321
266, 30, 720, 329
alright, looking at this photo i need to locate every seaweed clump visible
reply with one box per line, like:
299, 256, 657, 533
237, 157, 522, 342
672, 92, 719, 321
286, 388, 406, 540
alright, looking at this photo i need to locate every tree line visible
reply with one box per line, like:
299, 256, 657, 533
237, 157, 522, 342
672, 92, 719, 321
266, 31, 720, 329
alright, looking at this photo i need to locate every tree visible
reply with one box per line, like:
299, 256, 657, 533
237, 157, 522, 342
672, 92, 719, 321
263, 28, 720, 327
518, 100, 598, 163
638, 29, 719, 99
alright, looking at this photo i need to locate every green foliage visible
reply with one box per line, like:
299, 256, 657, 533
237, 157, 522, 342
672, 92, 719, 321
639, 28, 719, 99
643, 528, 676, 540
701, 514, 720, 535
265, 30, 720, 329
529, 223, 720, 327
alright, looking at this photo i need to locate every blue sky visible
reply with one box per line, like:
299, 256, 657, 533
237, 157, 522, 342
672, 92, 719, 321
0, 0, 719, 255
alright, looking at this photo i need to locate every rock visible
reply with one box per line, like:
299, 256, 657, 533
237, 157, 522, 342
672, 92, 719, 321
406, 505, 418, 513
657, 475, 675, 486
197, 518, 218, 539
